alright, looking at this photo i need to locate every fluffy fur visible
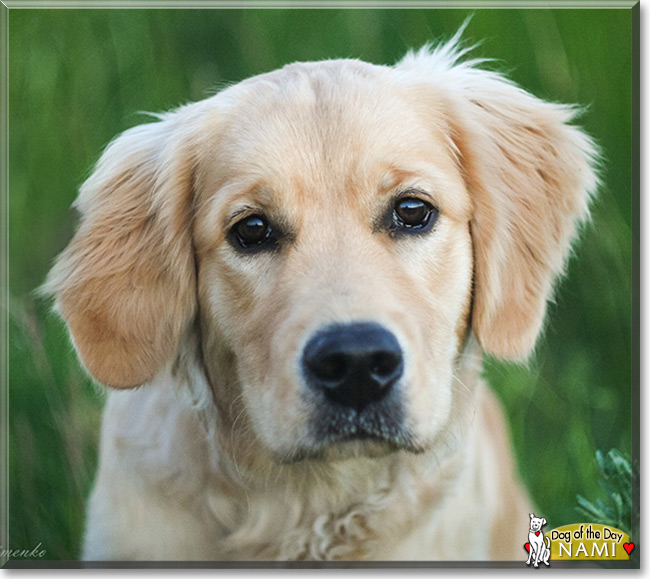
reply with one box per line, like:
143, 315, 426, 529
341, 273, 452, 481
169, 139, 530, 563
44, 35, 598, 562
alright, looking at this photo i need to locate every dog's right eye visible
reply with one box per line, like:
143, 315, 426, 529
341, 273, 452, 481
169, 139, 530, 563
390, 196, 438, 235
229, 214, 278, 251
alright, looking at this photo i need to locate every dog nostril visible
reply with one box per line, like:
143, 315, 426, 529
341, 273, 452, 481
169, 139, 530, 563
313, 353, 348, 382
369, 352, 401, 379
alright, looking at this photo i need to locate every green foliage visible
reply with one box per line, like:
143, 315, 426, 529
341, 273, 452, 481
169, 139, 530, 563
8, 8, 634, 560
9, 298, 103, 559
576, 449, 636, 536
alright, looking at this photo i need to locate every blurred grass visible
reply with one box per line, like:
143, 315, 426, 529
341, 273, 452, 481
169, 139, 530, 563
8, 9, 633, 559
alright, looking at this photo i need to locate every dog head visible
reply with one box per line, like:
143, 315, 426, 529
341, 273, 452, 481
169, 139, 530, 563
529, 514, 547, 533
44, 39, 598, 464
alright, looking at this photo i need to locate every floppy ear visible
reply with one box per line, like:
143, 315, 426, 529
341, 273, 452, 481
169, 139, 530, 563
453, 79, 598, 359
43, 113, 199, 388
398, 44, 599, 359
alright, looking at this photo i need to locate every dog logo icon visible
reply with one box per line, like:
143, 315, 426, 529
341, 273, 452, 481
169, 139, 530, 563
525, 513, 551, 567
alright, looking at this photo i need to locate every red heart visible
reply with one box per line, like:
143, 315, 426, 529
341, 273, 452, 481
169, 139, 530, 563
524, 543, 530, 552
624, 543, 635, 555
535, 531, 540, 536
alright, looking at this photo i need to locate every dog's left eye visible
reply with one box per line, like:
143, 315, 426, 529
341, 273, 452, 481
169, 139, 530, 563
391, 197, 438, 233
229, 214, 278, 251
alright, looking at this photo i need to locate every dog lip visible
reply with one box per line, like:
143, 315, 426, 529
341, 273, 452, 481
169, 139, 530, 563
315, 412, 422, 452
273, 435, 421, 465
341, 431, 381, 440
329, 430, 391, 444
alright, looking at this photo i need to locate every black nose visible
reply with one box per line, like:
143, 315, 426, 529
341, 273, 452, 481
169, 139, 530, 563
302, 323, 403, 412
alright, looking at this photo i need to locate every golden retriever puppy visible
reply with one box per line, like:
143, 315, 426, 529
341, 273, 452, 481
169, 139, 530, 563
44, 34, 598, 561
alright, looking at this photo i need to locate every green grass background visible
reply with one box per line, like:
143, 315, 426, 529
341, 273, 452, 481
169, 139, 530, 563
8, 8, 633, 560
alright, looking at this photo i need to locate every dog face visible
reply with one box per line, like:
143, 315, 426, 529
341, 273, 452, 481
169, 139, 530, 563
529, 514, 547, 533
192, 62, 474, 460
45, 46, 598, 465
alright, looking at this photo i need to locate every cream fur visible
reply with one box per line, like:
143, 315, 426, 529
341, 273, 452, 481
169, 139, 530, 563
44, 35, 598, 562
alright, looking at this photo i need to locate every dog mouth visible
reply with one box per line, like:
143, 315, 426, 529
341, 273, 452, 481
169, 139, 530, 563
275, 436, 421, 464
274, 402, 423, 464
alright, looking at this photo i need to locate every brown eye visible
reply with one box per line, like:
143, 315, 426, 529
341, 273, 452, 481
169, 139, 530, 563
392, 197, 438, 232
230, 214, 277, 251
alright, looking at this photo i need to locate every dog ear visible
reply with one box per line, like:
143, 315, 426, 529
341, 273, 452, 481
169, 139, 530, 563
43, 111, 201, 388
530, 513, 535, 520
455, 87, 598, 359
398, 45, 599, 360
542, 518, 547, 526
